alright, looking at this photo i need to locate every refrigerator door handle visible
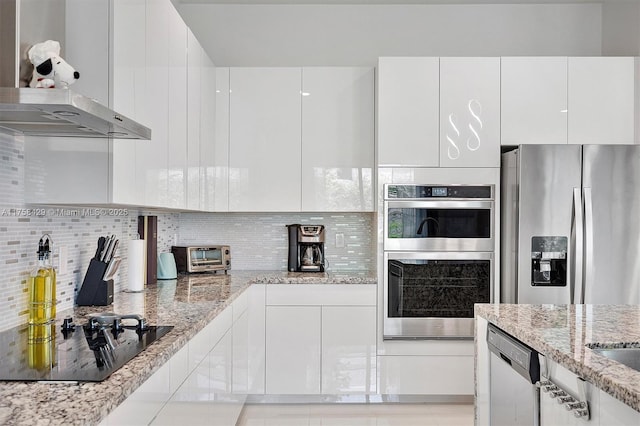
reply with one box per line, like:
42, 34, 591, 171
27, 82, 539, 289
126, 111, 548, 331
571, 188, 584, 304
582, 187, 594, 304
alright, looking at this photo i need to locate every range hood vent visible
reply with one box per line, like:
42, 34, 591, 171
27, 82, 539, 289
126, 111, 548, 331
0, 0, 151, 140
0, 88, 151, 139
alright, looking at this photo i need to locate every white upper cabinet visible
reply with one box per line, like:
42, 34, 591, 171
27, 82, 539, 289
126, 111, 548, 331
214, 68, 230, 212
186, 29, 202, 210
377, 57, 440, 167
440, 57, 500, 167
200, 49, 216, 212
111, 0, 146, 205
229, 68, 302, 212
166, 4, 188, 209
301, 67, 374, 211
568, 57, 636, 145
140, 0, 170, 208
501, 57, 568, 145
26, 0, 220, 211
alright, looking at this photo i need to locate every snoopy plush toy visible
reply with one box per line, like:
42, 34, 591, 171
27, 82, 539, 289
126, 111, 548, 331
27, 40, 80, 88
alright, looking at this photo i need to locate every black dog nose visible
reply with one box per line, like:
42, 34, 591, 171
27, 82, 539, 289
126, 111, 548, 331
74, 71, 80, 79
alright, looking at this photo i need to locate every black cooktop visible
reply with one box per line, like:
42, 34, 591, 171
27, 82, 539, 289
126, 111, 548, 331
0, 314, 173, 382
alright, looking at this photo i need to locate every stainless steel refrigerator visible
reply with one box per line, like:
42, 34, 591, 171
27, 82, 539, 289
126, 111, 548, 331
501, 144, 640, 305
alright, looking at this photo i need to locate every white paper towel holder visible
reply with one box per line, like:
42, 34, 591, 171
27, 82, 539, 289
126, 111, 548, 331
127, 238, 146, 293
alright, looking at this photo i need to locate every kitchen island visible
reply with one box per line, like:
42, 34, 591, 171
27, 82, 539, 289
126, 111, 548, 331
0, 270, 376, 426
475, 303, 640, 424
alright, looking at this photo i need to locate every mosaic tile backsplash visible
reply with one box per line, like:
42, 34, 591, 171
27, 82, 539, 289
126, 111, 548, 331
178, 212, 375, 271
0, 132, 375, 331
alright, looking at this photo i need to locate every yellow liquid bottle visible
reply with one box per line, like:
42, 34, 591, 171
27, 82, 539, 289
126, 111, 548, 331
28, 266, 54, 325
28, 236, 56, 326
28, 324, 56, 370
50, 266, 56, 320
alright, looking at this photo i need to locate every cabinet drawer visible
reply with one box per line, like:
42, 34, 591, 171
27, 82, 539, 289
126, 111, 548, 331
266, 284, 376, 306
378, 355, 474, 395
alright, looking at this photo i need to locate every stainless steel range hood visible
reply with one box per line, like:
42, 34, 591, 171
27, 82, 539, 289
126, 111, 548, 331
0, 0, 151, 140
0, 87, 151, 139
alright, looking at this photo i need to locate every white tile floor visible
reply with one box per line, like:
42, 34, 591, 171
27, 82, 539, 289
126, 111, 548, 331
236, 403, 474, 426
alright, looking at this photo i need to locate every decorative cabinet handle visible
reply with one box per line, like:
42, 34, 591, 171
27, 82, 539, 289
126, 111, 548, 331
574, 408, 590, 418
538, 378, 591, 420
557, 395, 576, 404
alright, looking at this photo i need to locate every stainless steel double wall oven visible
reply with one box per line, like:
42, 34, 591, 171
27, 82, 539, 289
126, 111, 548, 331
383, 184, 495, 339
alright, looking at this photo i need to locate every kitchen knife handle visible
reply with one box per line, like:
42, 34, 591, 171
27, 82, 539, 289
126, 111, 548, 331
571, 188, 584, 304
95, 236, 106, 260
104, 238, 119, 263
99, 236, 111, 262
109, 239, 119, 263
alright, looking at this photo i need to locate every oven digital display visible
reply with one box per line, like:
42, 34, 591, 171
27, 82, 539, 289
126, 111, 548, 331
432, 187, 448, 197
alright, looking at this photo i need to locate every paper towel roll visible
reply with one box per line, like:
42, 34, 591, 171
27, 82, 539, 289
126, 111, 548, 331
128, 239, 146, 292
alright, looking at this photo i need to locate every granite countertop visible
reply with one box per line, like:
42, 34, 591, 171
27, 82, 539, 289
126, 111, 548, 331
0, 270, 376, 425
475, 303, 640, 413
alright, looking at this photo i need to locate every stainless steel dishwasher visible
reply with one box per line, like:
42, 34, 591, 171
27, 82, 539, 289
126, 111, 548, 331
487, 323, 541, 426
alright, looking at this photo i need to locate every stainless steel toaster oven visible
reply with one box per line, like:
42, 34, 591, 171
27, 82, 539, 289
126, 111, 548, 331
171, 245, 231, 273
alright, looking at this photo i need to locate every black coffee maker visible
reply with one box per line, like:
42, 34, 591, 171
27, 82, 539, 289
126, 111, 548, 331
287, 224, 325, 272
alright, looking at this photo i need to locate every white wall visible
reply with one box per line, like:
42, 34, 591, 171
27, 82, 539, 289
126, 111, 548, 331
602, 1, 640, 56
176, 3, 602, 66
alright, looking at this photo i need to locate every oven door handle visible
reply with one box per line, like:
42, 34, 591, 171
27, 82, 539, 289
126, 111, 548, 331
385, 200, 494, 209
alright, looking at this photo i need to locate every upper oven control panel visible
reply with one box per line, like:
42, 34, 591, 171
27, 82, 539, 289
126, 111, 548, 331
385, 184, 493, 200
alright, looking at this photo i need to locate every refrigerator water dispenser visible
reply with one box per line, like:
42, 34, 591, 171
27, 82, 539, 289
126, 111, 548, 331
531, 236, 567, 286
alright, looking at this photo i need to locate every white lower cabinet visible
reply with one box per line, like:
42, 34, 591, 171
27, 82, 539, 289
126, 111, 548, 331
153, 329, 242, 426
322, 306, 377, 394
103, 284, 378, 424
102, 304, 239, 425
599, 389, 640, 425
377, 355, 474, 395
246, 285, 266, 394
231, 310, 249, 394
169, 345, 189, 394
539, 358, 600, 426
475, 316, 490, 425
102, 361, 171, 426
540, 357, 640, 426
266, 306, 322, 394
264, 284, 377, 395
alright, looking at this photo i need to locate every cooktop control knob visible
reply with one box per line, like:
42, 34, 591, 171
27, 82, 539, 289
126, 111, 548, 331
137, 317, 148, 331
112, 318, 122, 331
61, 317, 75, 331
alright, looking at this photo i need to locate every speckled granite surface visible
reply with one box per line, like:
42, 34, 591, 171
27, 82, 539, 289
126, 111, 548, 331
475, 303, 640, 413
0, 270, 376, 426
248, 270, 377, 284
